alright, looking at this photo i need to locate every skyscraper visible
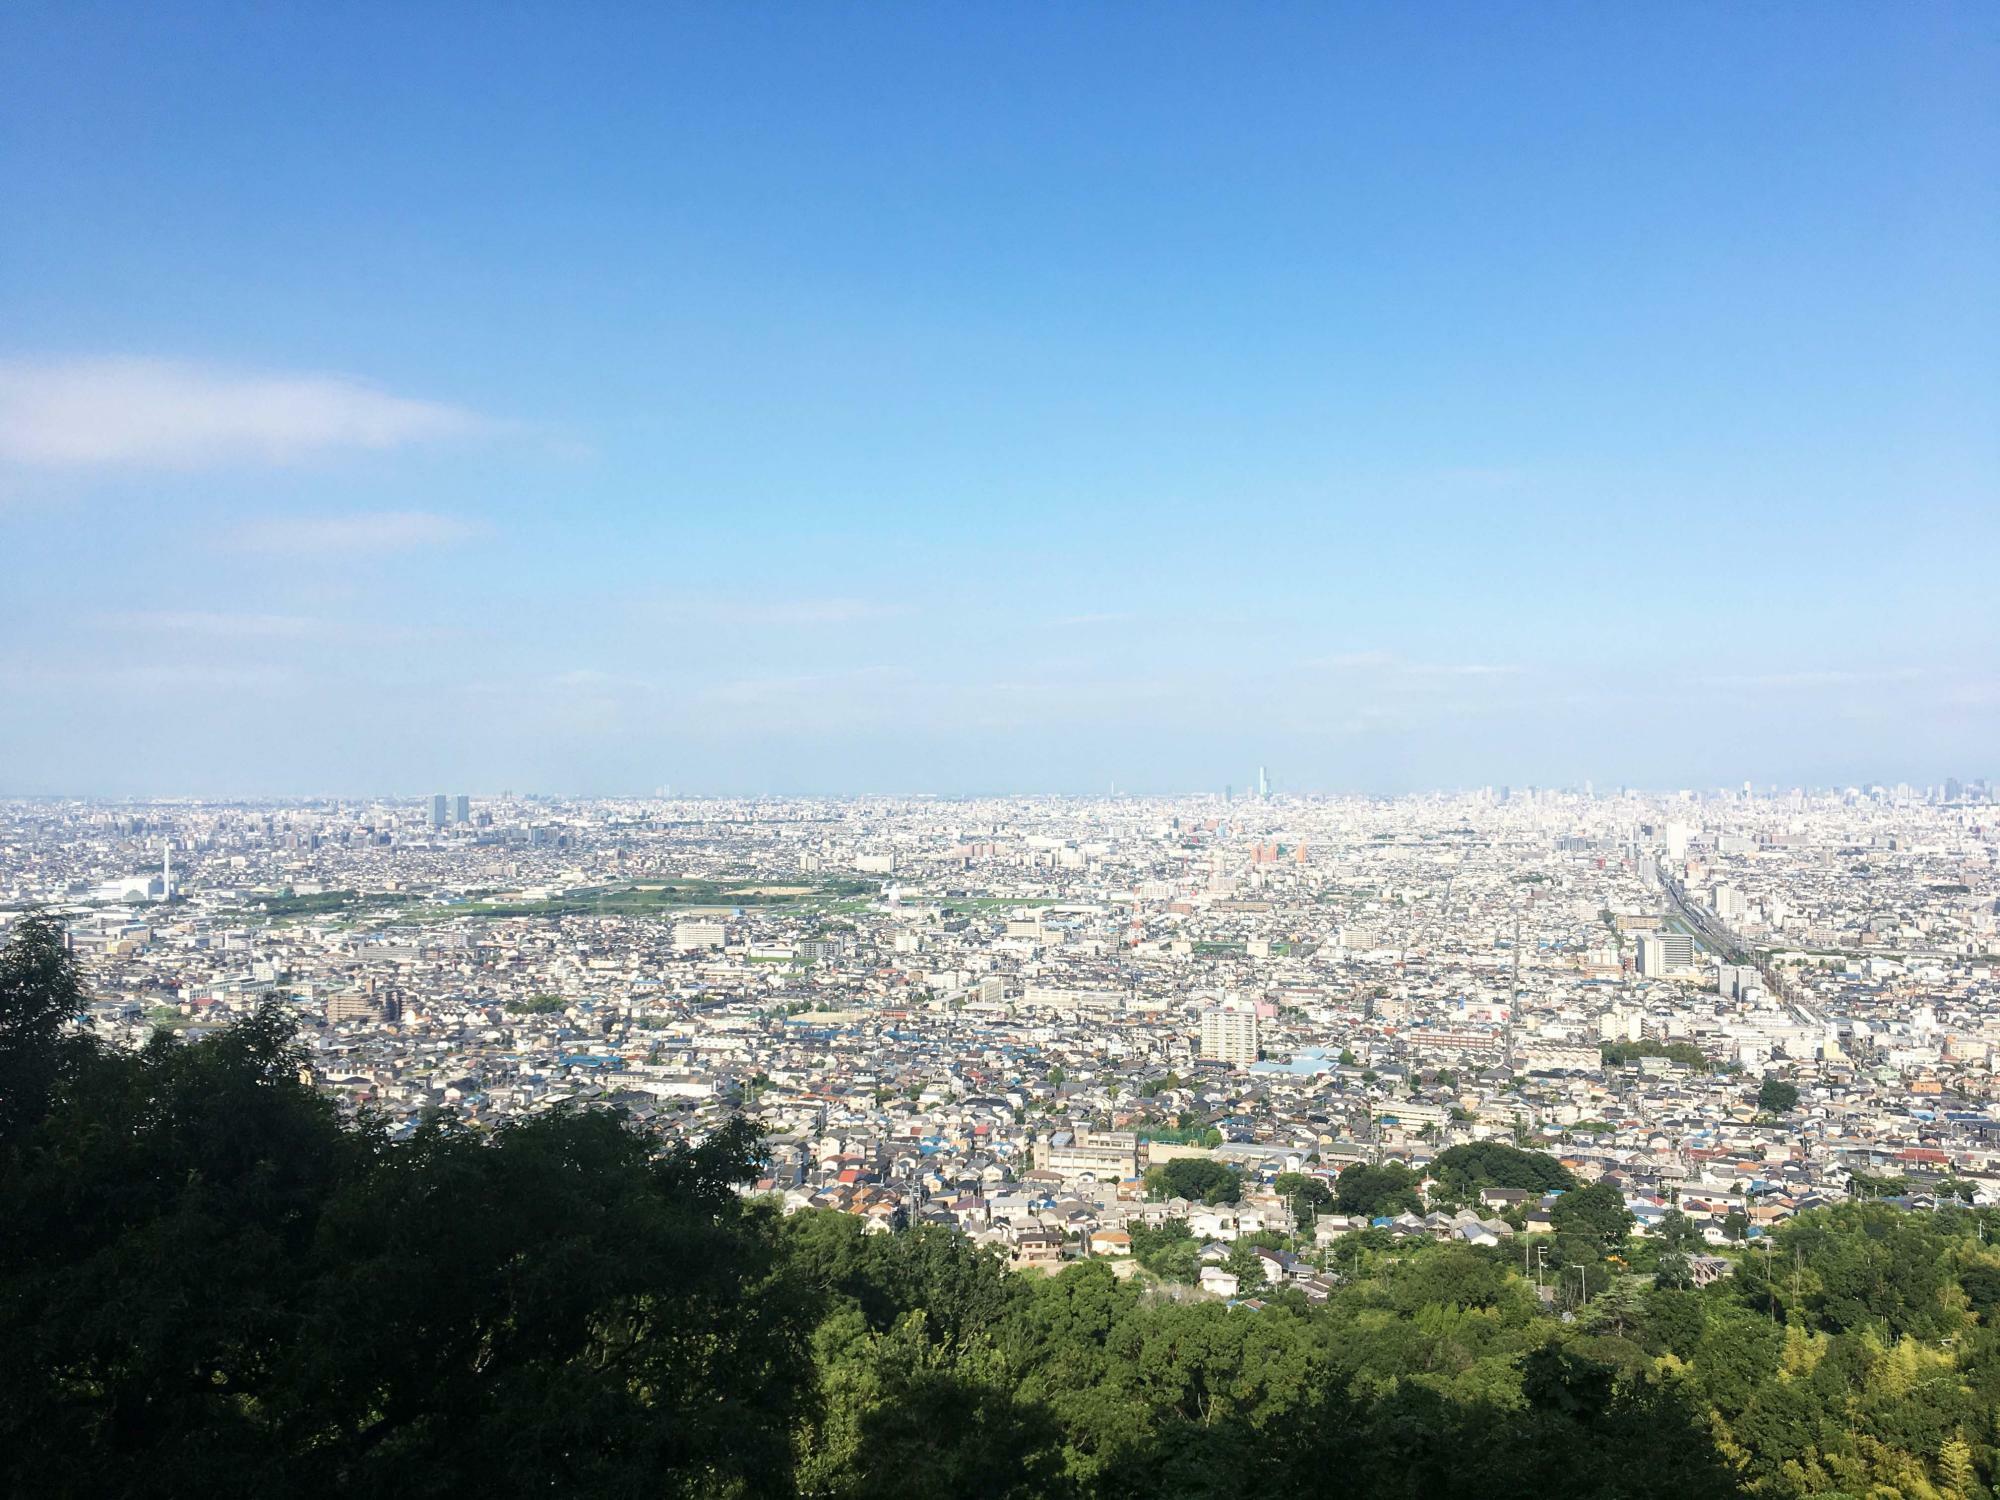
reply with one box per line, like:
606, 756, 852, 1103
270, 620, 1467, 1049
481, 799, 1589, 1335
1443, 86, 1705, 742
430, 794, 447, 830
454, 794, 470, 824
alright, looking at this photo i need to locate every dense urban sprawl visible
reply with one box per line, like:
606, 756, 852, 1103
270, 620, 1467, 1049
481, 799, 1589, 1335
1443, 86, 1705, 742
7, 782, 1997, 1286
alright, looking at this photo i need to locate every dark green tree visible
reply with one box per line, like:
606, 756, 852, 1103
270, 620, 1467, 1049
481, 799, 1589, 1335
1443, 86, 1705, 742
1756, 1076, 1800, 1113
1640, 1286, 1708, 1360
1651, 1208, 1703, 1288
1273, 1170, 1333, 1229
0, 996, 813, 1499
0, 913, 90, 1150
1128, 1220, 1201, 1282
1333, 1161, 1424, 1218
1224, 1238, 1271, 1294
1144, 1157, 1240, 1205
1550, 1183, 1633, 1255
1427, 1142, 1575, 1204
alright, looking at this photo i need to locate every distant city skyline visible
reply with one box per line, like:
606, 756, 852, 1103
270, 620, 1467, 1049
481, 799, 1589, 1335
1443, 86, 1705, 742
2, 4, 1994, 796
5, 777, 1992, 806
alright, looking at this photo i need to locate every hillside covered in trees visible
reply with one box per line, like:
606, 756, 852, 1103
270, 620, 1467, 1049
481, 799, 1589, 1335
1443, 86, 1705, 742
5, 914, 2000, 1499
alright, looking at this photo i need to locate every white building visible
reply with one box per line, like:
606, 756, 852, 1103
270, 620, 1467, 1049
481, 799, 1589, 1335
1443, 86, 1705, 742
671, 920, 726, 951
1200, 1007, 1259, 1066
1636, 931, 1696, 977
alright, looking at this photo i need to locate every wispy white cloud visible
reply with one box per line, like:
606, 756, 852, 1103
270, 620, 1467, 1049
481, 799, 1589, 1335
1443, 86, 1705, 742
652, 598, 911, 626
1408, 661, 1524, 678
1704, 667, 1932, 688
90, 609, 450, 645
703, 665, 905, 707
1944, 679, 2000, 707
0, 660, 295, 692
1312, 650, 1399, 670
451, 668, 665, 721
115, 664, 296, 691
549, 668, 625, 690
0, 355, 485, 469
229, 511, 483, 556
1310, 650, 1520, 678
1334, 705, 1416, 733
92, 610, 323, 640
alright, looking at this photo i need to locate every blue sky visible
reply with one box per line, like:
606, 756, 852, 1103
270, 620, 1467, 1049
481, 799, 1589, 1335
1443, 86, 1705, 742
2, 2, 1995, 797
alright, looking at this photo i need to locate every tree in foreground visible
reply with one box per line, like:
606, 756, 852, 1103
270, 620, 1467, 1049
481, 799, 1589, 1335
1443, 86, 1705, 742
0, 915, 811, 1498
0, 911, 89, 1150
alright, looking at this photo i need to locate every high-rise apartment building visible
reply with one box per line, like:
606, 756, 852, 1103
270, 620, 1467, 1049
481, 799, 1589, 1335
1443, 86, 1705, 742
1597, 1008, 1643, 1043
430, 794, 447, 830
1199, 1007, 1259, 1066
326, 993, 376, 1024
454, 794, 470, 824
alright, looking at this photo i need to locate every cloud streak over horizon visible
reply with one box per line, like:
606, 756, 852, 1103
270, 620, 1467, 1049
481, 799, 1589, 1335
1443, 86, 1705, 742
227, 511, 484, 556
0, 356, 484, 469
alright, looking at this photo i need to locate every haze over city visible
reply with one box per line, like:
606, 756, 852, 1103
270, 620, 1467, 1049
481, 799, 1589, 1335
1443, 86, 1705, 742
3, 3, 1995, 797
